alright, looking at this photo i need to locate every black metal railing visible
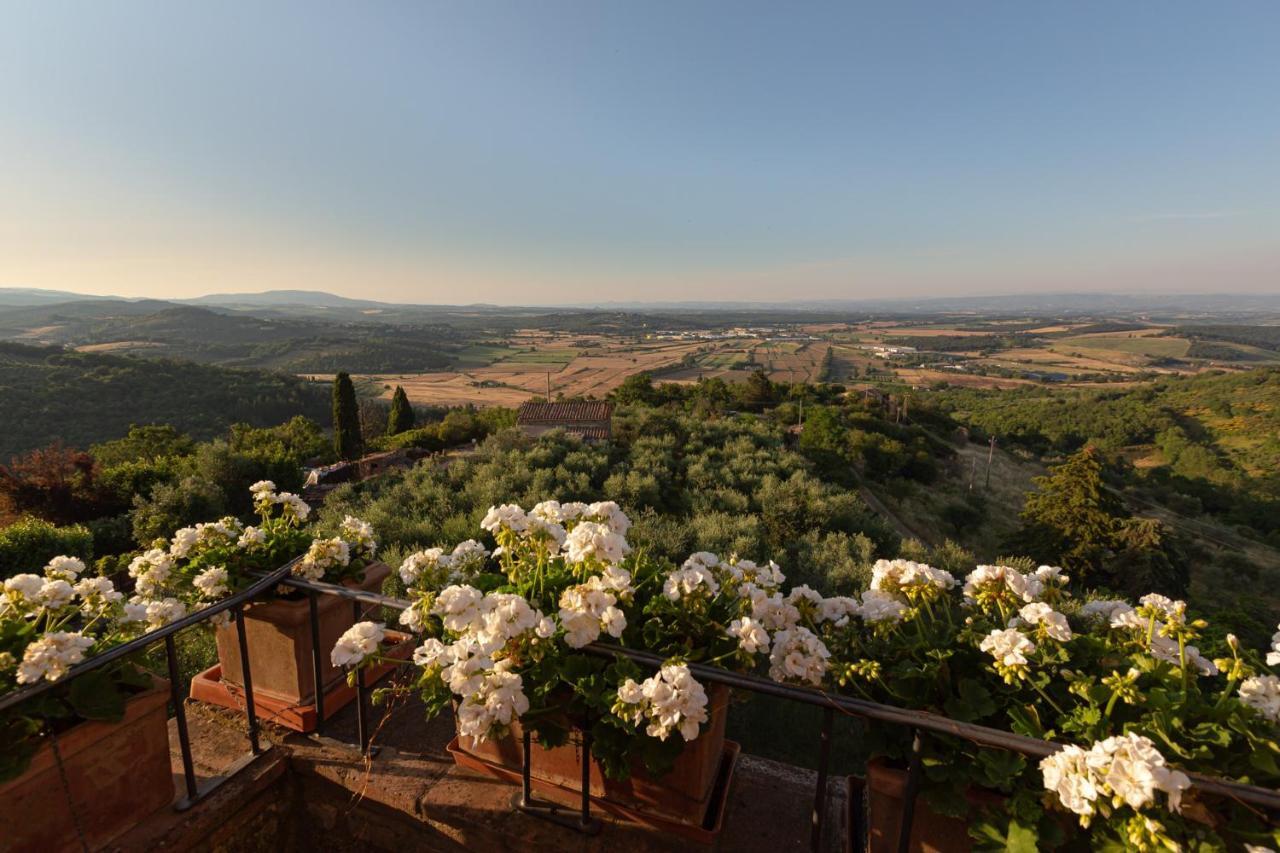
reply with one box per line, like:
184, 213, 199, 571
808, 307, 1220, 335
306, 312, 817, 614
7, 564, 1280, 853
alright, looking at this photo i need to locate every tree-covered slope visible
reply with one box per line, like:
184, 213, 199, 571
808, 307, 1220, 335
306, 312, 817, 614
0, 342, 329, 459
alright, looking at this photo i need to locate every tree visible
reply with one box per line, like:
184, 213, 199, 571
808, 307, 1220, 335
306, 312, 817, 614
1013, 447, 1189, 595
737, 369, 775, 409
611, 373, 658, 406
332, 372, 363, 461
387, 386, 415, 435
1014, 447, 1122, 580
0, 443, 111, 525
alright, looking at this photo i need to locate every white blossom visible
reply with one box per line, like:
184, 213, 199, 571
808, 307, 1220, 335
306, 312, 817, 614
856, 589, 908, 625
614, 663, 708, 742
727, 617, 771, 654
44, 555, 86, 581
143, 597, 187, 629
193, 566, 230, 600
768, 627, 830, 686
563, 521, 630, 565
1040, 734, 1190, 825
980, 628, 1035, 668
1239, 675, 1280, 723
331, 621, 385, 667
456, 669, 529, 742
295, 537, 350, 581
16, 632, 94, 683
37, 579, 75, 610
1016, 602, 1073, 642
481, 503, 529, 533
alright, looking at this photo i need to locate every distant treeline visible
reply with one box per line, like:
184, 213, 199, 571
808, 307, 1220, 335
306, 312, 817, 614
1175, 324, 1280, 352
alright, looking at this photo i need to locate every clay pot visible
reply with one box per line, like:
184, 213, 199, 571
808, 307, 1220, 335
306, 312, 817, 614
456, 683, 731, 827
0, 678, 173, 853
215, 562, 390, 705
864, 758, 1004, 853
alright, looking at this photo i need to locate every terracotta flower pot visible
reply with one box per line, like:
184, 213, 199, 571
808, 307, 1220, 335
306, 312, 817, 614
0, 677, 173, 853
214, 561, 391, 705
456, 683, 731, 828
864, 758, 1004, 853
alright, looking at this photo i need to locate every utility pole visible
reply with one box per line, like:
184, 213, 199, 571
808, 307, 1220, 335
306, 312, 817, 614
985, 436, 996, 490
969, 456, 977, 492
546, 371, 551, 401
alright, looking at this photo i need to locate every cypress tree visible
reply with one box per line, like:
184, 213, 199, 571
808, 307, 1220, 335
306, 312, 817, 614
332, 372, 363, 460
386, 385, 415, 436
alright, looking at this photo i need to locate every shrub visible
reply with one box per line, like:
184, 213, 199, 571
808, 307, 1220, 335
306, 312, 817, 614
0, 517, 93, 578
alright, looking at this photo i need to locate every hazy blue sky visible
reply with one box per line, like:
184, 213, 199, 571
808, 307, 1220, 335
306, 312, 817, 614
1, 2, 1277, 304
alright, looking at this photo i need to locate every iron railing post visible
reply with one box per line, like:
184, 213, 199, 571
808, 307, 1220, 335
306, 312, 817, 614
811, 705, 835, 852
353, 599, 372, 754
233, 604, 261, 754
896, 729, 925, 853
520, 727, 533, 807
165, 632, 199, 804
308, 589, 326, 734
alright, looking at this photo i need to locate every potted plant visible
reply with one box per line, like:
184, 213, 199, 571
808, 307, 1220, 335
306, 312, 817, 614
339, 499, 793, 830
165, 482, 393, 726
0, 555, 175, 851
807, 559, 1280, 851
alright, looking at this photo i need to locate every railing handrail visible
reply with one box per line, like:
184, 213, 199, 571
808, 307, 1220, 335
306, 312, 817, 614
271, 572, 1280, 813
0, 557, 300, 714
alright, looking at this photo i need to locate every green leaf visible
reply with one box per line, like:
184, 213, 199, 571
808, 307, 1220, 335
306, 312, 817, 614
67, 670, 127, 721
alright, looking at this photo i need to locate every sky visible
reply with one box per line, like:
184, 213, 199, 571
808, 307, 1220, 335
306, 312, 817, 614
0, 1, 1277, 305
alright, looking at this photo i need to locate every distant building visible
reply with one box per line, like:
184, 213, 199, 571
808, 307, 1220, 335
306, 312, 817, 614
516, 401, 614, 441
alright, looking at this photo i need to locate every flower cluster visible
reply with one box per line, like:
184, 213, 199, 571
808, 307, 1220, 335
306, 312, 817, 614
1040, 733, 1190, 829
613, 663, 709, 742
398, 540, 490, 589
558, 567, 632, 647
1, 556, 153, 688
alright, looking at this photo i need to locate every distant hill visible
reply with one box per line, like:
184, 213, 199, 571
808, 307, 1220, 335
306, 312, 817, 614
182, 289, 391, 309
0, 342, 331, 459
0, 303, 458, 373
0, 288, 127, 308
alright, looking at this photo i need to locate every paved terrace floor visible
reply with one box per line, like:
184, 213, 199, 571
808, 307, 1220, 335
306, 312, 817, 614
108, 675, 852, 852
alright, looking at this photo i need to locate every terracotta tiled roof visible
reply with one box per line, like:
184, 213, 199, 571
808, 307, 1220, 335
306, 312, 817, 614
516, 401, 614, 424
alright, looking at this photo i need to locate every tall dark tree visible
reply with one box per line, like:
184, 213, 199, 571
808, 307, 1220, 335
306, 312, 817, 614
332, 372, 363, 461
387, 386, 415, 436
1014, 447, 1121, 579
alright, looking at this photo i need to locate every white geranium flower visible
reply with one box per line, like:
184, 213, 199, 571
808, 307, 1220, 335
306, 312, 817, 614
1016, 602, 1073, 642
44, 555, 86, 581
856, 589, 907, 625
169, 527, 199, 558
1240, 674, 1280, 723
73, 576, 122, 616
768, 627, 830, 686
193, 566, 230, 600
1266, 624, 1280, 667
563, 521, 630, 565
616, 663, 707, 742
481, 503, 528, 534
37, 579, 75, 610
237, 526, 266, 548
727, 617, 771, 654
1147, 635, 1218, 676
16, 631, 94, 683
1040, 733, 1189, 826
143, 597, 187, 629
331, 621, 385, 667
585, 501, 632, 535
412, 638, 449, 668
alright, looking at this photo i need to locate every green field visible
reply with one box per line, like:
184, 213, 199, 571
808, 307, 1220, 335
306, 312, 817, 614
452, 344, 521, 366
1052, 334, 1191, 358
499, 348, 579, 365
